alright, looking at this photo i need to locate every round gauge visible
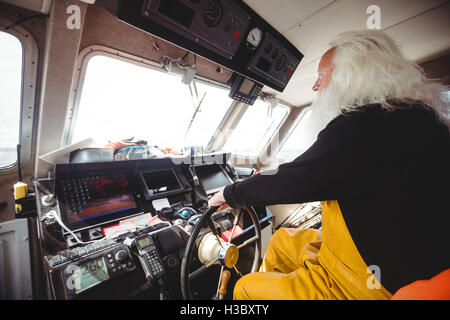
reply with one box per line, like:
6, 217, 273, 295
264, 41, 273, 54
203, 0, 223, 28
271, 47, 279, 60
275, 54, 287, 71
247, 27, 263, 48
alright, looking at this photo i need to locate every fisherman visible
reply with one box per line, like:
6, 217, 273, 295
209, 30, 450, 299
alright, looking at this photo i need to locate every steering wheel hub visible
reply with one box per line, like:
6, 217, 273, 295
218, 243, 239, 268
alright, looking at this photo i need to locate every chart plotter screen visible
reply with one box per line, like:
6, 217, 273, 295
58, 172, 139, 230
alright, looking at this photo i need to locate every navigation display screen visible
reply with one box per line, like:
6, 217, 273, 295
58, 172, 139, 229
73, 257, 109, 294
195, 164, 233, 194
239, 78, 255, 95
140, 169, 185, 199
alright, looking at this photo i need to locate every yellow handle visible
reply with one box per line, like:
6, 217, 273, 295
218, 270, 231, 297
14, 181, 28, 212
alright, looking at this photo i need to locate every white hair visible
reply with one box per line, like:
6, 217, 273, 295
328, 30, 449, 126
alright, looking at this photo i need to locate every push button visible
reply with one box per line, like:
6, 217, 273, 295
49, 255, 62, 266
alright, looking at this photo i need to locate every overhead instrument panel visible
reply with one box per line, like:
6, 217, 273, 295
105, 0, 304, 92
141, 0, 249, 60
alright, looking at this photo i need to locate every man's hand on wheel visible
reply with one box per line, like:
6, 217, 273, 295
208, 188, 229, 212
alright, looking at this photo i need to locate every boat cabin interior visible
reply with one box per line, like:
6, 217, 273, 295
0, 0, 448, 301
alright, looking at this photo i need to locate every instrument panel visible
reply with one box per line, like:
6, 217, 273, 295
141, 0, 250, 60
101, 0, 304, 92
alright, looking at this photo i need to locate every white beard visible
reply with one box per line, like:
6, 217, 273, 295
307, 81, 344, 142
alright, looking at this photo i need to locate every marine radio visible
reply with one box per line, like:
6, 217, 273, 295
47, 242, 136, 300
133, 234, 165, 283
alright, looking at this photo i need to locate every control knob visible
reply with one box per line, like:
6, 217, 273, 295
115, 249, 129, 263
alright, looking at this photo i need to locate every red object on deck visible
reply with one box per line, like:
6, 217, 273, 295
391, 269, 450, 300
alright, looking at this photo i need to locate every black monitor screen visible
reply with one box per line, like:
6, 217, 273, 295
195, 164, 232, 194
141, 169, 183, 196
159, 0, 195, 28
58, 172, 139, 230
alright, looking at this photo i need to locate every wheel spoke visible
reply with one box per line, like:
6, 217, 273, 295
233, 265, 243, 277
189, 258, 218, 280
215, 266, 224, 299
227, 225, 238, 243
237, 235, 259, 249
228, 209, 243, 243
206, 216, 224, 248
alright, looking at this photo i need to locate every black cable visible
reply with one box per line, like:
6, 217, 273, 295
16, 144, 22, 181
4, 13, 49, 30
181, 51, 190, 62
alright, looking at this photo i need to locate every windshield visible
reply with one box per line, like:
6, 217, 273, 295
72, 55, 233, 152
221, 99, 289, 156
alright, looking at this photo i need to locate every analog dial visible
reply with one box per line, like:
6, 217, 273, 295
203, 0, 223, 27
247, 27, 263, 48
275, 54, 287, 71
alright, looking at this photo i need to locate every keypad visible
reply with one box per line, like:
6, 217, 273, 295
145, 251, 163, 277
60, 176, 96, 217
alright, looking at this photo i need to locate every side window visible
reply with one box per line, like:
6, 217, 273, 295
0, 31, 23, 168
276, 108, 317, 163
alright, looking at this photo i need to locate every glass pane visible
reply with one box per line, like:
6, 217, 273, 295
72, 55, 233, 152
221, 100, 288, 156
183, 81, 233, 149
276, 108, 317, 163
0, 31, 23, 168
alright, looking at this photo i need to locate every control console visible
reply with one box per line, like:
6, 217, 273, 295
36, 153, 272, 299
46, 241, 136, 299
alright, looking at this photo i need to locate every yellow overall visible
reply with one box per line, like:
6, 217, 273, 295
233, 200, 392, 300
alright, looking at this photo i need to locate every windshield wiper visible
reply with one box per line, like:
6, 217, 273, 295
183, 91, 206, 142
183, 81, 207, 145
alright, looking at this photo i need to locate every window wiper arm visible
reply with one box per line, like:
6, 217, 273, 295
183, 91, 207, 143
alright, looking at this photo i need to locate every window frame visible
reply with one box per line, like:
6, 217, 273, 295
272, 106, 313, 163
0, 19, 38, 173
220, 99, 290, 157
64, 45, 232, 147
